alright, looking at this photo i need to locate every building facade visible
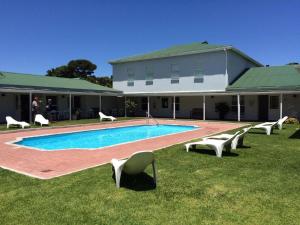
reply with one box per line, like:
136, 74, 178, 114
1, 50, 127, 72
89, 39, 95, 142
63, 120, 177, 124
110, 42, 300, 121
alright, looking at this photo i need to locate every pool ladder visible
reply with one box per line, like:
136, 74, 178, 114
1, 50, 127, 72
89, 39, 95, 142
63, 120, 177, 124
146, 112, 159, 126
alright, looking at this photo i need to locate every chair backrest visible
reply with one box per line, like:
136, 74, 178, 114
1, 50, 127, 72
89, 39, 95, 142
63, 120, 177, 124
99, 112, 106, 118
278, 116, 288, 125
35, 114, 46, 121
6, 116, 18, 124
224, 131, 240, 145
238, 127, 252, 138
123, 151, 154, 175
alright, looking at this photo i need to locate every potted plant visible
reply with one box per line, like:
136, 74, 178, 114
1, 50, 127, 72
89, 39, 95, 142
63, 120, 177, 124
125, 99, 137, 116
215, 102, 230, 120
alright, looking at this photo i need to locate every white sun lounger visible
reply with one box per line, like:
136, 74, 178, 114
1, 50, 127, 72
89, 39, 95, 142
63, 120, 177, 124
6, 116, 30, 129
203, 127, 252, 150
252, 116, 288, 135
34, 114, 49, 126
111, 151, 157, 188
99, 112, 116, 122
185, 131, 240, 157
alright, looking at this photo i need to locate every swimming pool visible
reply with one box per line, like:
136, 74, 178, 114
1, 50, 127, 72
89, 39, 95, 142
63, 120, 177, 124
15, 124, 198, 151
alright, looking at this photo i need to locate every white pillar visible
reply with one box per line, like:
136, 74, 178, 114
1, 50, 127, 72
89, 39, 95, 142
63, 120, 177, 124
124, 96, 127, 117
147, 96, 150, 117
173, 96, 176, 119
29, 92, 32, 123
69, 93, 72, 120
280, 93, 283, 118
203, 95, 206, 121
99, 95, 102, 113
237, 94, 241, 122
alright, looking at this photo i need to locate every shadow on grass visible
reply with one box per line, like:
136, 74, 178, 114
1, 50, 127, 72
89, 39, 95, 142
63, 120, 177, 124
249, 131, 278, 135
112, 172, 156, 191
189, 148, 239, 157
289, 129, 300, 139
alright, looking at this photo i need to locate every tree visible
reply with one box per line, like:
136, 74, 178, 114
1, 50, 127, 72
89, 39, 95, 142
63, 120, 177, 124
46, 59, 113, 88
46, 59, 97, 79
287, 62, 299, 65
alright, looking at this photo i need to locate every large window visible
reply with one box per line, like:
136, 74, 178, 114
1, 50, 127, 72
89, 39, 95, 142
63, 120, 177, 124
127, 68, 135, 86
161, 97, 169, 108
170, 64, 179, 84
231, 96, 245, 114
270, 96, 279, 109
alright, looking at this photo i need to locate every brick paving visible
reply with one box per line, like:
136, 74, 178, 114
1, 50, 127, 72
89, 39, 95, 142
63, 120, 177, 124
0, 119, 244, 179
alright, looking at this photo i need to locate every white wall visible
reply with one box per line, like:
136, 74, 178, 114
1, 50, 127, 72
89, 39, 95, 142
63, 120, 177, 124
0, 93, 19, 123
113, 51, 228, 93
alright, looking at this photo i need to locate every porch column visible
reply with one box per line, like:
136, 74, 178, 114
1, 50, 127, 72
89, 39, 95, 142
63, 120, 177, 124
124, 96, 127, 117
237, 94, 241, 122
203, 95, 206, 121
173, 96, 176, 119
69, 93, 72, 120
29, 92, 32, 123
147, 96, 150, 117
280, 93, 283, 118
99, 95, 102, 113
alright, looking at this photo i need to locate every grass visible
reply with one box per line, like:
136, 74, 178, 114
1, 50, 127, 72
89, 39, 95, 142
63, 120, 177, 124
0, 124, 300, 225
0, 117, 141, 131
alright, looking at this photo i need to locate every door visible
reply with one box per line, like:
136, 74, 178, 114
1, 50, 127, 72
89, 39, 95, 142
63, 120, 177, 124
258, 95, 268, 121
20, 95, 30, 121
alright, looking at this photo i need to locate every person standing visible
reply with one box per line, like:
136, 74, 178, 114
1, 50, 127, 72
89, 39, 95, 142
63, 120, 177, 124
32, 96, 39, 121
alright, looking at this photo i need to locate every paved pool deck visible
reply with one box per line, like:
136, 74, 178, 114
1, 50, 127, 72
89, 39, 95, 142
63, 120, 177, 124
0, 119, 246, 179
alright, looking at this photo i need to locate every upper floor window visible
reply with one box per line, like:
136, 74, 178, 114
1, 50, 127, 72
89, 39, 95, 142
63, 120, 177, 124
127, 68, 134, 87
194, 69, 204, 83
145, 66, 154, 86
170, 64, 180, 84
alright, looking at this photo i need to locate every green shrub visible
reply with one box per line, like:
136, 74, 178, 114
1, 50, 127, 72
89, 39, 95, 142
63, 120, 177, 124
284, 117, 299, 124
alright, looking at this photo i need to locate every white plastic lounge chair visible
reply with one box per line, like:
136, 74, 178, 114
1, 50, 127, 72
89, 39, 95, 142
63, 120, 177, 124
99, 112, 116, 122
6, 116, 30, 129
251, 116, 288, 135
203, 127, 252, 150
34, 114, 49, 126
111, 151, 157, 188
258, 116, 288, 130
185, 131, 240, 157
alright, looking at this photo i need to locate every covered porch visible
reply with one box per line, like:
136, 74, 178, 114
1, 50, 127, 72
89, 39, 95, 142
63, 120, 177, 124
124, 91, 300, 122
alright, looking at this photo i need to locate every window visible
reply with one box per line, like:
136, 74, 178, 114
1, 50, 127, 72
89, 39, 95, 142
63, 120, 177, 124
170, 64, 179, 84
270, 96, 279, 109
172, 97, 180, 111
194, 69, 204, 83
141, 97, 148, 111
145, 66, 154, 85
161, 97, 169, 108
127, 68, 135, 86
231, 96, 245, 114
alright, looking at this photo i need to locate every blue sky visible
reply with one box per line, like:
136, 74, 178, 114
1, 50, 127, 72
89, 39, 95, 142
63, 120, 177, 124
0, 0, 299, 76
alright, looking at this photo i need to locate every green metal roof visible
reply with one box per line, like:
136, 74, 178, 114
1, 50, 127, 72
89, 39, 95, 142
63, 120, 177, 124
0, 71, 121, 94
227, 65, 300, 92
109, 42, 262, 66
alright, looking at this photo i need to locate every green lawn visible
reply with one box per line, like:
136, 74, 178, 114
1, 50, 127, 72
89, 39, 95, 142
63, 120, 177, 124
0, 124, 299, 225
0, 117, 141, 131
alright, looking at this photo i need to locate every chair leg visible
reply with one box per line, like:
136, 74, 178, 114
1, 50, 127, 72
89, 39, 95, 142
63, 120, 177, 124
185, 144, 190, 152
113, 166, 122, 188
213, 145, 223, 158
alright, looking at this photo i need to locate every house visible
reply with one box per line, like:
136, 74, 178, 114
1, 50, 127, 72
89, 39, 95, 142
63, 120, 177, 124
0, 71, 123, 123
110, 42, 300, 121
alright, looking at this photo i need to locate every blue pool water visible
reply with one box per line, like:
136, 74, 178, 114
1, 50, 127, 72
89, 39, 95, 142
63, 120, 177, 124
15, 125, 198, 151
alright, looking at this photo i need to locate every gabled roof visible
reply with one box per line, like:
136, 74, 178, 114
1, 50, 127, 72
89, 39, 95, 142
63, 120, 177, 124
109, 42, 262, 66
227, 65, 300, 92
0, 71, 121, 94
